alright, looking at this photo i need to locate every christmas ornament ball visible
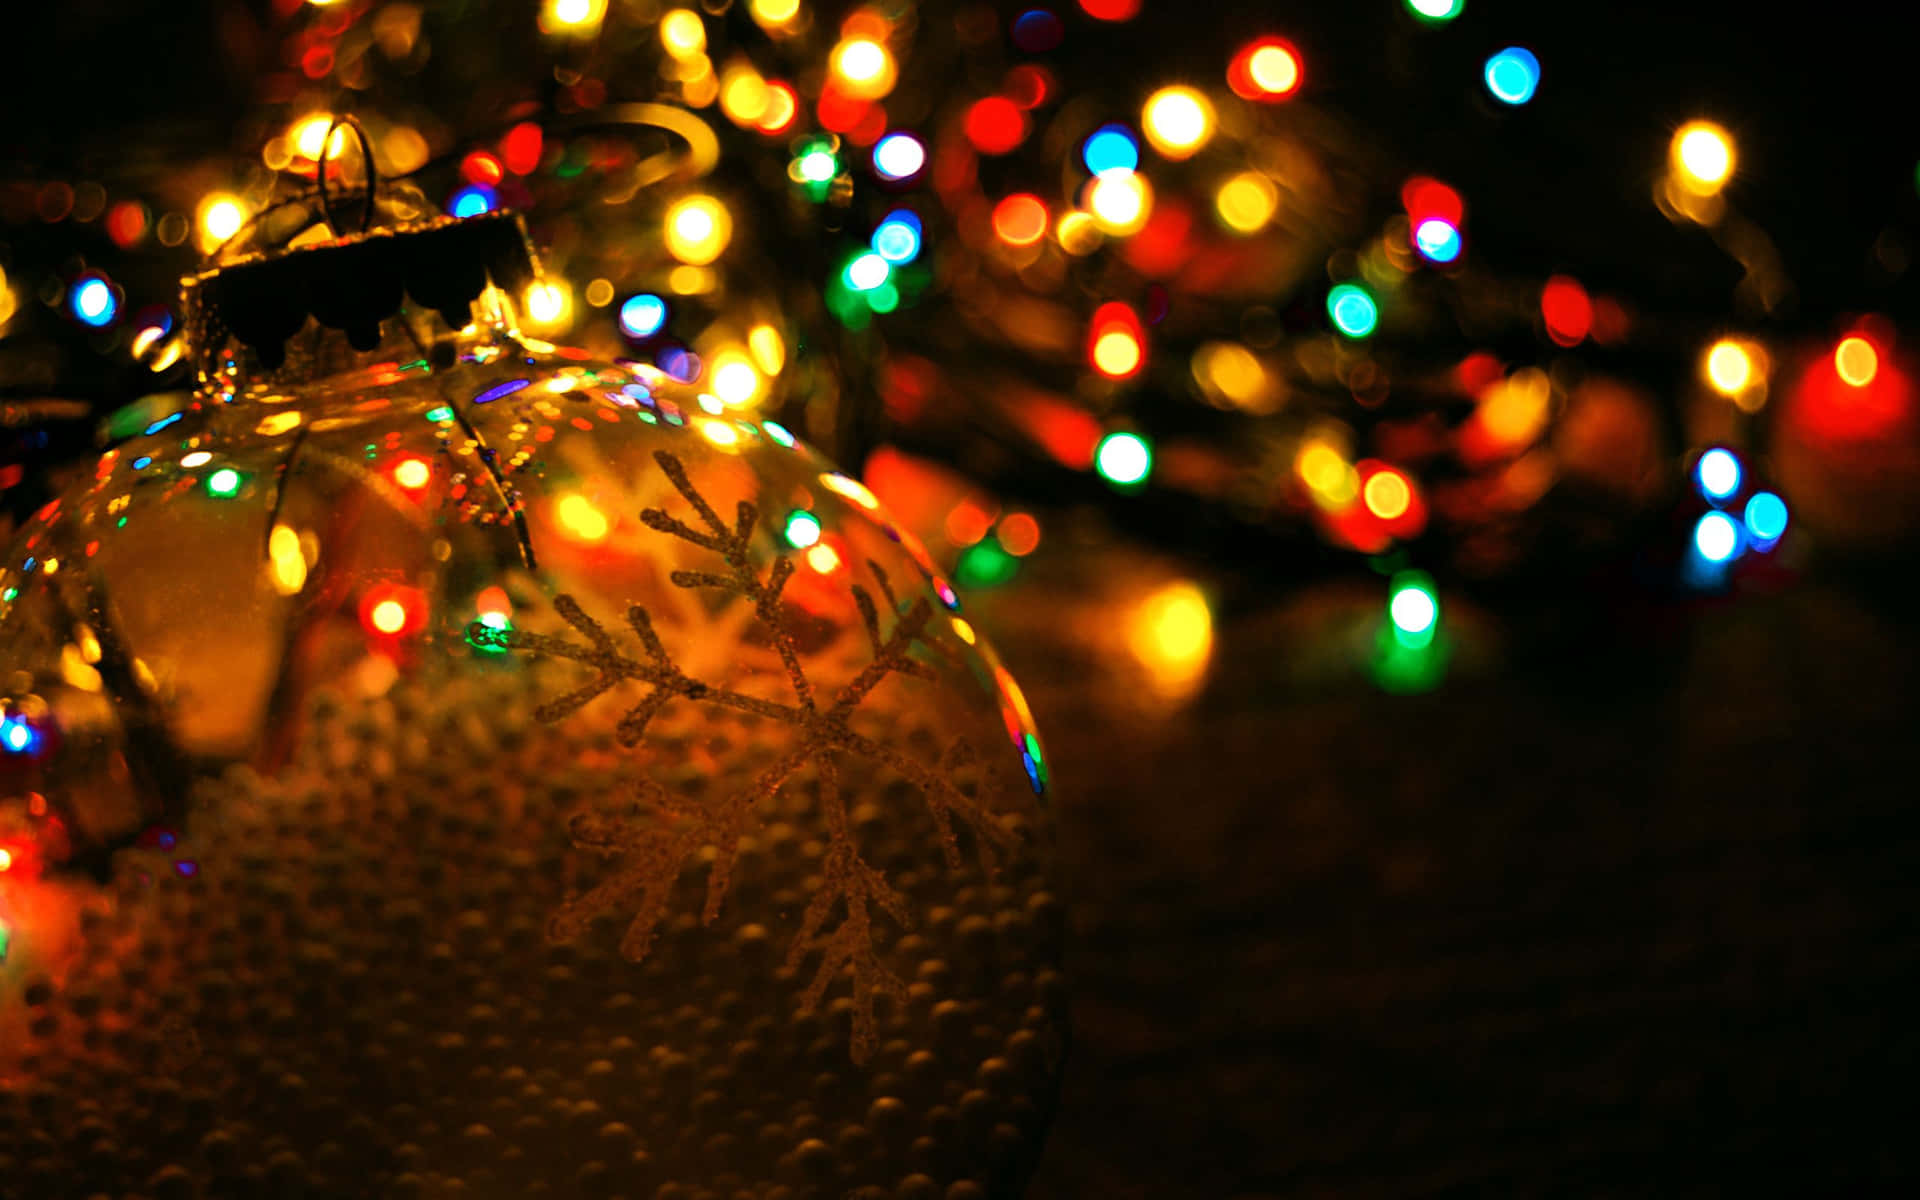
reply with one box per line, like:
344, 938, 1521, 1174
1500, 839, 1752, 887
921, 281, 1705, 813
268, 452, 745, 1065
0, 211, 1062, 1198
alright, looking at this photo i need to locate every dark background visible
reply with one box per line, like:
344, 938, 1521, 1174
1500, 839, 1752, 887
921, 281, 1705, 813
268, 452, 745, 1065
7, 2, 1920, 1195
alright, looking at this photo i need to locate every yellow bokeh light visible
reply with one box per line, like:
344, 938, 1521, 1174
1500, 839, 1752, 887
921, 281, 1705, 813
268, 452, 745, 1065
584, 278, 615, 308
720, 66, 770, 125
1363, 470, 1412, 520
951, 616, 977, 646
1092, 330, 1143, 378
660, 9, 705, 56
1142, 86, 1214, 160
1835, 336, 1878, 387
1193, 342, 1269, 407
1671, 121, 1735, 194
290, 114, 338, 160
392, 458, 431, 490
749, 323, 786, 375
197, 194, 248, 253
1478, 367, 1552, 446
664, 195, 732, 265
820, 472, 881, 510
832, 39, 897, 99
523, 281, 572, 330
699, 419, 741, 448
1704, 339, 1754, 396
1249, 45, 1300, 95
545, 0, 606, 28
1215, 171, 1278, 234
1129, 580, 1213, 702
806, 542, 842, 574
555, 494, 611, 542
751, 0, 801, 26
268, 524, 307, 596
369, 599, 409, 635
1088, 170, 1152, 235
711, 354, 762, 407
1056, 210, 1103, 255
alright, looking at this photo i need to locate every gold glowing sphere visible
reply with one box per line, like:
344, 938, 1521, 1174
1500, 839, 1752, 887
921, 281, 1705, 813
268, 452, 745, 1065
664, 196, 732, 265
1088, 170, 1152, 235
1142, 86, 1215, 159
1215, 172, 1279, 234
197, 194, 248, 253
1704, 339, 1755, 396
1835, 336, 1879, 387
660, 9, 706, 57
1672, 122, 1735, 194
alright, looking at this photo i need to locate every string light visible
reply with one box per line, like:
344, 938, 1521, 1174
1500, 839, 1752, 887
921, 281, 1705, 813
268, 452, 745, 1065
992, 194, 1050, 247
391, 457, 432, 491
1413, 217, 1463, 264
205, 468, 244, 498
1406, 0, 1464, 21
1228, 39, 1303, 101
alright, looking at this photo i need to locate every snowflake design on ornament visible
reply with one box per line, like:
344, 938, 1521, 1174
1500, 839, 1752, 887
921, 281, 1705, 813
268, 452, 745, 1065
481, 450, 1019, 1061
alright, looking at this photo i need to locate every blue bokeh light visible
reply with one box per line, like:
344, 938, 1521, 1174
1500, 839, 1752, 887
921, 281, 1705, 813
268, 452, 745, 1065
449, 184, 498, 219
620, 293, 668, 339
1744, 491, 1789, 545
71, 276, 118, 327
1413, 217, 1462, 264
1082, 125, 1140, 176
1693, 511, 1744, 564
872, 132, 927, 181
872, 210, 923, 263
1695, 447, 1742, 502
1484, 47, 1541, 105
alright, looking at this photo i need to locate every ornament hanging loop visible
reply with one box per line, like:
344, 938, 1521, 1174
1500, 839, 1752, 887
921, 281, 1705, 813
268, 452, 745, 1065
316, 114, 379, 236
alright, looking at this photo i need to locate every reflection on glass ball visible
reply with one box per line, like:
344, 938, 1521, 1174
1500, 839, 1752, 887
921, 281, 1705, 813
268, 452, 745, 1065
0, 245, 1062, 1196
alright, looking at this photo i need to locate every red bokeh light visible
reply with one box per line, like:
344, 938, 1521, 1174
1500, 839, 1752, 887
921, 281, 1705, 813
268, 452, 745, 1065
1080, 0, 1142, 19
1401, 176, 1464, 227
964, 97, 1029, 155
1541, 276, 1593, 347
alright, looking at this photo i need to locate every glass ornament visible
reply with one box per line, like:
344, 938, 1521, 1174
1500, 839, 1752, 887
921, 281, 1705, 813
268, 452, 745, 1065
0, 197, 1062, 1197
